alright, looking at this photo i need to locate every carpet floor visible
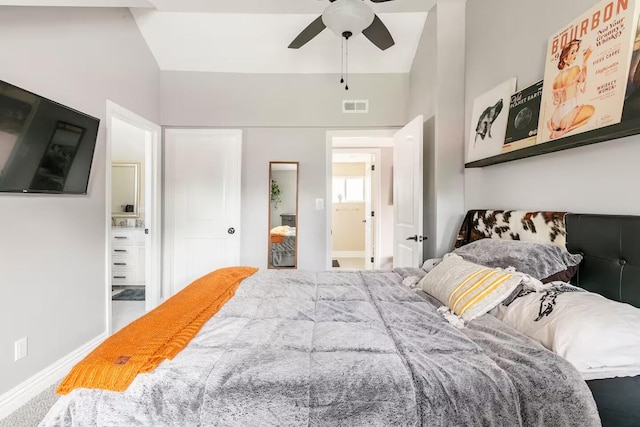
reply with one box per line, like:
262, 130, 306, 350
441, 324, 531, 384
0, 382, 59, 427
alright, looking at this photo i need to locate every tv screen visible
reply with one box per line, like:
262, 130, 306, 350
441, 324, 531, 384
0, 79, 100, 194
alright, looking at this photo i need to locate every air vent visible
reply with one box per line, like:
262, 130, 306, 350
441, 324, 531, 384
342, 100, 369, 114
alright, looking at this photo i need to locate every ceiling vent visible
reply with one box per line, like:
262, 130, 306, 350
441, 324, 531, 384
342, 100, 369, 114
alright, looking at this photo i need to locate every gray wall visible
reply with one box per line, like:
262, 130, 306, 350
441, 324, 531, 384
242, 128, 327, 270
162, 72, 409, 270
269, 170, 297, 230
465, 0, 640, 215
0, 7, 160, 395
161, 71, 409, 128
409, 10, 437, 121
409, 2, 466, 258
378, 147, 394, 269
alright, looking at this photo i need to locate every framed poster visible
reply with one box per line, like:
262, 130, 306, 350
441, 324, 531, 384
503, 80, 543, 153
622, 12, 640, 119
537, 0, 640, 145
467, 77, 517, 162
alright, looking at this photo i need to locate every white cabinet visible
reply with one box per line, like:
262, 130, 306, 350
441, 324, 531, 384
111, 228, 145, 286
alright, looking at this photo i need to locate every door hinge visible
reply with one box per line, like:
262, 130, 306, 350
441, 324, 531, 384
371, 211, 375, 217
370, 257, 374, 263
371, 164, 375, 171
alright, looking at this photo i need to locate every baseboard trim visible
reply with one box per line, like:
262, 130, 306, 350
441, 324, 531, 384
0, 332, 108, 421
332, 251, 365, 258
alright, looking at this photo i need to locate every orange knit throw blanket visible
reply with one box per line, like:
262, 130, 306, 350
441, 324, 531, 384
56, 266, 258, 395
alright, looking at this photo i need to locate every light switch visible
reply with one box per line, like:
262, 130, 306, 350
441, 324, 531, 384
315, 198, 324, 210
14, 337, 27, 361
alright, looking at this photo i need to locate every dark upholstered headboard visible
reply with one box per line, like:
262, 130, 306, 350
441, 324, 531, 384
566, 214, 640, 308
456, 210, 640, 308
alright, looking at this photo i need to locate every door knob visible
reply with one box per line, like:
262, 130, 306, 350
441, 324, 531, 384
406, 235, 418, 241
228, 227, 236, 235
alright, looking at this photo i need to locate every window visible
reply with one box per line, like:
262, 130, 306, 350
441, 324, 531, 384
332, 177, 364, 202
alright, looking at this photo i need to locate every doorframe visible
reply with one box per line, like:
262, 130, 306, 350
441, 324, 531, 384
105, 101, 162, 335
325, 129, 396, 270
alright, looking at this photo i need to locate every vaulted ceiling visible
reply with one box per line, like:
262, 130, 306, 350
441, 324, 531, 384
1, 0, 433, 73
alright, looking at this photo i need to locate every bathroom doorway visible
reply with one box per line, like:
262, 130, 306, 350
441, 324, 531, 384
106, 101, 161, 334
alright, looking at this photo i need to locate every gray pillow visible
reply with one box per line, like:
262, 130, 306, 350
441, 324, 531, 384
453, 239, 583, 283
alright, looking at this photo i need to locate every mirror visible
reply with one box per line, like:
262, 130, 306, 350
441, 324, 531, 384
268, 162, 298, 269
111, 163, 139, 218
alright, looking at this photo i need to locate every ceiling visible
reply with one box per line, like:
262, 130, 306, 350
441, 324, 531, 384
1, 0, 433, 74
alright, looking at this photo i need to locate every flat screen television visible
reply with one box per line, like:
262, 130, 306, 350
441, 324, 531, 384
0, 79, 100, 194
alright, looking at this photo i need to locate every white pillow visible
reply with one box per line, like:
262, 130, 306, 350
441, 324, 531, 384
418, 253, 523, 322
491, 284, 640, 373
421, 258, 442, 273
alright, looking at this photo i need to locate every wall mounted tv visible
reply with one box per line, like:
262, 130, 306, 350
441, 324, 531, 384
0, 79, 99, 194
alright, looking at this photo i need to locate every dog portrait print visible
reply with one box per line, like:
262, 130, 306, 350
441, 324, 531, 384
474, 98, 504, 145
467, 77, 516, 162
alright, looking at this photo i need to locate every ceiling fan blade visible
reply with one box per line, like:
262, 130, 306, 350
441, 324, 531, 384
362, 14, 395, 50
369, 0, 395, 3
288, 16, 326, 49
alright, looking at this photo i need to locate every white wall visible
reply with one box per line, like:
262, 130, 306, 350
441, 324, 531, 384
465, 0, 640, 215
0, 7, 159, 395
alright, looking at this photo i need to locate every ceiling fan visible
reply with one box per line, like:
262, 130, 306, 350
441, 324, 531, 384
288, 0, 396, 51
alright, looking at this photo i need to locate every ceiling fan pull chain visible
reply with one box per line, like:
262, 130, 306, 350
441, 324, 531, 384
340, 36, 344, 84
345, 36, 349, 91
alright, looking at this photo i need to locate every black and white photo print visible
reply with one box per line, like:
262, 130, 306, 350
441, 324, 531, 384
467, 77, 516, 162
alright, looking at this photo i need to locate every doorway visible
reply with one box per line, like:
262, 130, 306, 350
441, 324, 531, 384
106, 101, 161, 334
326, 130, 395, 270
331, 150, 377, 270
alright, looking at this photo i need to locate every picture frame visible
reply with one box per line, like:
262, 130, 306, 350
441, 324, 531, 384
466, 77, 517, 163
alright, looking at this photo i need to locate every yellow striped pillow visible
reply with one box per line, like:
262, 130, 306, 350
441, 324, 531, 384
418, 253, 523, 322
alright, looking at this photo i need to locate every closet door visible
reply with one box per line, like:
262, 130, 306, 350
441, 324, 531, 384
164, 129, 242, 295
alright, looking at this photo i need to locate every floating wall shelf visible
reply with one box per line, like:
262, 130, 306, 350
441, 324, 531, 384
465, 118, 640, 168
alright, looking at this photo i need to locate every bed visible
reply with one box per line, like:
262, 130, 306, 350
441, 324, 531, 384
270, 226, 296, 268
40, 211, 639, 426
455, 210, 640, 427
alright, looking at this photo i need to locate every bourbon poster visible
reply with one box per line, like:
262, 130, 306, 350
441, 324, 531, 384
537, 0, 640, 145
622, 11, 640, 119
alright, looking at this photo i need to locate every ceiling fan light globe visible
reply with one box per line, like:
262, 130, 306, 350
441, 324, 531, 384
322, 0, 375, 37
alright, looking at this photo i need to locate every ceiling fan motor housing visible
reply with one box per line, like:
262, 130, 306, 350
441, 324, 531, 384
322, 0, 375, 37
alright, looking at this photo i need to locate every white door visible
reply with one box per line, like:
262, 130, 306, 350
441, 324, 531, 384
164, 129, 242, 295
393, 116, 424, 268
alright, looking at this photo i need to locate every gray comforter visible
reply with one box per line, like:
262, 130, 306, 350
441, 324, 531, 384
41, 269, 600, 426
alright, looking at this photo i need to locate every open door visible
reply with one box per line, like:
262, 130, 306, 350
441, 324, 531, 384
393, 115, 424, 268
